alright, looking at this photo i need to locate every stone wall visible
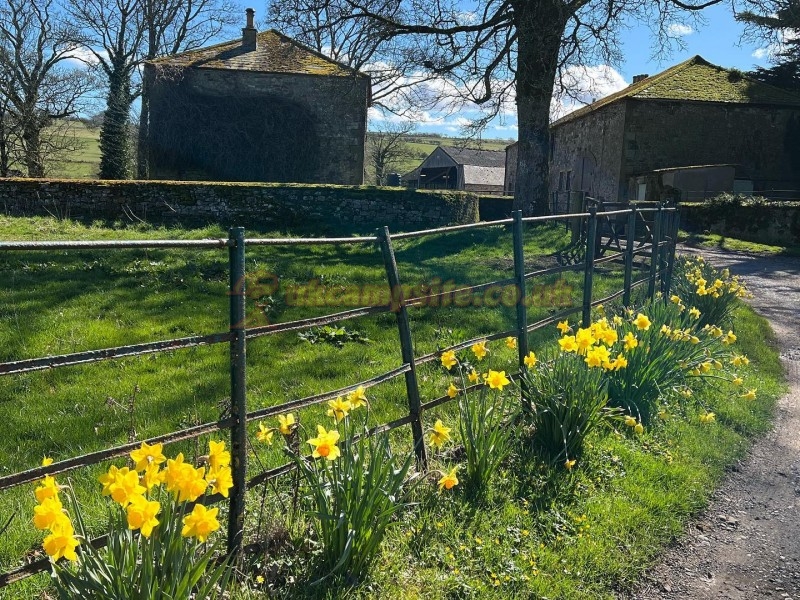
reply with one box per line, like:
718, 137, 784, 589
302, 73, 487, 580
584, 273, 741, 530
681, 202, 800, 246
623, 100, 800, 195
550, 102, 627, 202
0, 179, 479, 232
146, 65, 369, 185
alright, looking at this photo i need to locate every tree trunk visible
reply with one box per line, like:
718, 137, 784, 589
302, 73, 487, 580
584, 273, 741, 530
512, 0, 566, 216
136, 67, 151, 179
99, 69, 133, 180
22, 118, 45, 178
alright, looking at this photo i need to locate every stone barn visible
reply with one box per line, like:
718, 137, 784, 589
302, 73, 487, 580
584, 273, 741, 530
403, 146, 506, 195
545, 55, 800, 203
143, 10, 370, 184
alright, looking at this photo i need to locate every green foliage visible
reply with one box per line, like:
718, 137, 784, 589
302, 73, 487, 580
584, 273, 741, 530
520, 351, 610, 464
52, 489, 232, 599
298, 326, 370, 347
290, 414, 414, 584
456, 378, 517, 495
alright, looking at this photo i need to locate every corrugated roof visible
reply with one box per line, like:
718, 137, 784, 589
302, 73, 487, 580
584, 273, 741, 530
147, 29, 367, 77
552, 55, 800, 127
439, 146, 506, 168
462, 165, 505, 187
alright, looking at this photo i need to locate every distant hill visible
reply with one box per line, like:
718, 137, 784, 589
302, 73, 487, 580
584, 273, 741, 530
36, 121, 515, 183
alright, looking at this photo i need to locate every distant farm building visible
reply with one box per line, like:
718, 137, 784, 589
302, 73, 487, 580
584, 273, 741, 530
505, 55, 800, 203
142, 10, 370, 184
403, 146, 506, 195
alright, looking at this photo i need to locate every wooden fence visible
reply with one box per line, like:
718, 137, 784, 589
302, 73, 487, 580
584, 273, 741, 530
0, 204, 679, 587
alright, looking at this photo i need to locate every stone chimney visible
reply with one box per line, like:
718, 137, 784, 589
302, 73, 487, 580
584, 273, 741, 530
632, 74, 649, 84
242, 8, 257, 50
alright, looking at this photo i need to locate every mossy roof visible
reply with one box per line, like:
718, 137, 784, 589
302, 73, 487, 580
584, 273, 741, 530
147, 29, 368, 78
552, 55, 800, 127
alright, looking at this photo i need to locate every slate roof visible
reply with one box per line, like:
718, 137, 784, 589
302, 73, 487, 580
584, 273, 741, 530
439, 146, 507, 168
147, 29, 367, 78
552, 55, 800, 127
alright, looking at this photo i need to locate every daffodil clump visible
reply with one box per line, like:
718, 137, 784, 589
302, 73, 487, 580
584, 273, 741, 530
39, 441, 234, 599
269, 387, 414, 583
436, 340, 518, 495
673, 256, 748, 328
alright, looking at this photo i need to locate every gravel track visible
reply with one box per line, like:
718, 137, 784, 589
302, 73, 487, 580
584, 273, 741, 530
626, 247, 800, 600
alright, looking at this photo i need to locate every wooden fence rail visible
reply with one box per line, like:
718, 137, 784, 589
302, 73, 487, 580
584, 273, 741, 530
0, 204, 678, 588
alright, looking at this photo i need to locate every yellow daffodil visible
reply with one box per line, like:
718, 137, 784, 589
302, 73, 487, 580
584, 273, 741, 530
486, 370, 510, 390
35, 475, 60, 503
558, 335, 578, 353
430, 419, 451, 448
181, 504, 220, 543
623, 332, 638, 351
690, 335, 700, 344
505, 336, 517, 349
441, 350, 457, 370
680, 388, 693, 397
723, 330, 737, 345
307, 425, 341, 461
347, 385, 368, 409
575, 328, 595, 354
42, 457, 53, 467
205, 466, 234, 498
207, 441, 230, 471
438, 466, 459, 491
585, 345, 610, 368
624, 415, 637, 427
670, 295, 682, 305
471, 340, 489, 360
126, 495, 160, 538
102, 466, 146, 507
140, 463, 163, 491
43, 519, 79, 562
611, 353, 628, 370
130, 441, 166, 473
564, 458, 576, 470
688, 307, 701, 320
556, 320, 572, 334
467, 369, 479, 383
523, 351, 537, 368
732, 375, 743, 386
446, 382, 459, 398
699, 361, 711, 373
277, 413, 296, 436
613, 315, 623, 326
742, 389, 757, 401
163, 454, 208, 502
634, 423, 644, 435
326, 397, 352, 422
699, 412, 716, 424
33, 497, 65, 531
633, 313, 651, 331
256, 422, 274, 445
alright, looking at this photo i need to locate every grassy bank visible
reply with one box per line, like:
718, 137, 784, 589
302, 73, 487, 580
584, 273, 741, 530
0, 216, 783, 598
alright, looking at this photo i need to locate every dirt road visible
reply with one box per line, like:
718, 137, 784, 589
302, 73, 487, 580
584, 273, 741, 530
627, 247, 800, 600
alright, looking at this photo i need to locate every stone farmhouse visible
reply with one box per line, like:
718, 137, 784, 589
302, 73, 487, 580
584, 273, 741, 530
505, 55, 800, 203
142, 10, 370, 185
403, 146, 506, 195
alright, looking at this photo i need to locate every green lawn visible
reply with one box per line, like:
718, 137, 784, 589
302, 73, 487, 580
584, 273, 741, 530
0, 216, 783, 599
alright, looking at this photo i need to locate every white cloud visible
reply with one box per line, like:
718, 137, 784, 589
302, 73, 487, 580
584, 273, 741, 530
551, 64, 628, 120
63, 46, 106, 67
752, 47, 771, 59
667, 23, 693, 37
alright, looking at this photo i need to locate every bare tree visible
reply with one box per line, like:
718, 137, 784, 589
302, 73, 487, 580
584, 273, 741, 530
0, 0, 94, 177
275, 0, 722, 214
368, 120, 416, 184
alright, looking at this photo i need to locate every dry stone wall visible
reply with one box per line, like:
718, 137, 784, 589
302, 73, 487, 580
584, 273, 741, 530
0, 179, 479, 232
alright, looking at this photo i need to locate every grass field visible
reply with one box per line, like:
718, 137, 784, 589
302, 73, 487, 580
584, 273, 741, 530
42, 122, 512, 182
0, 216, 784, 598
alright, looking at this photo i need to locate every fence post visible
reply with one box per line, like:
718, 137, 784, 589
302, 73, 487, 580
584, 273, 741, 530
227, 227, 247, 560
647, 203, 663, 300
377, 226, 427, 469
582, 205, 598, 327
663, 208, 680, 297
511, 210, 529, 367
622, 207, 637, 307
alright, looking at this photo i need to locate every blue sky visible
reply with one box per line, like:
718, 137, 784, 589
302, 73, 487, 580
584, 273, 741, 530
239, 3, 775, 138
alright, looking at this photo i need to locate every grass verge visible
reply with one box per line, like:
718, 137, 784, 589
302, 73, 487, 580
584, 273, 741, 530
679, 229, 800, 257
